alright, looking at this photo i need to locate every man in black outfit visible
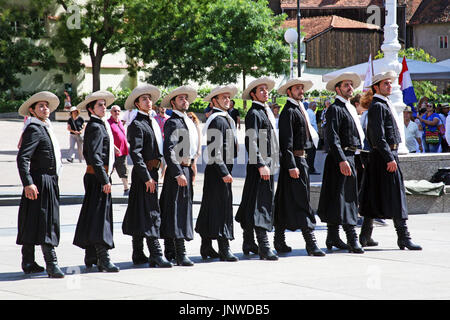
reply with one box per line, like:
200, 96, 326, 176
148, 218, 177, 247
17, 91, 64, 278
121, 84, 172, 268
274, 79, 325, 257
317, 72, 365, 254
195, 85, 239, 262
359, 71, 421, 251
235, 77, 279, 261
228, 99, 241, 130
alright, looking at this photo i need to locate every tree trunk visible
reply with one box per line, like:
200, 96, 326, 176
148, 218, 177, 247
90, 41, 104, 92
242, 69, 247, 110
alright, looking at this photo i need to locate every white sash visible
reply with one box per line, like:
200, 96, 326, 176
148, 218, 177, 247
287, 98, 319, 149
92, 115, 115, 176
336, 95, 365, 144
29, 118, 62, 176
137, 110, 163, 155
172, 110, 199, 158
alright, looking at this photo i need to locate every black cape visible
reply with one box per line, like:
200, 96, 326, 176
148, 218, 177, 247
274, 100, 316, 231
235, 102, 277, 231
195, 110, 237, 239
359, 96, 407, 220
73, 117, 114, 249
159, 112, 195, 240
122, 112, 162, 237
317, 98, 361, 226
16, 122, 60, 246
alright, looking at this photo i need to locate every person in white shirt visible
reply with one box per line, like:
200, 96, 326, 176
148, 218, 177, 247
403, 106, 423, 153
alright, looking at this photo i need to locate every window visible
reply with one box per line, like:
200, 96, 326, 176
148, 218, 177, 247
440, 36, 448, 49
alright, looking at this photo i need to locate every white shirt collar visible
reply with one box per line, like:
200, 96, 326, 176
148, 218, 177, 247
252, 100, 267, 107
172, 110, 187, 118
138, 110, 150, 117
287, 97, 301, 106
335, 95, 349, 104
373, 93, 390, 103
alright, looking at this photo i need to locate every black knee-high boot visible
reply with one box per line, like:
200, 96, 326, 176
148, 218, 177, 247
242, 228, 258, 255
41, 244, 65, 278
95, 245, 120, 272
302, 228, 326, 256
132, 236, 148, 265
200, 237, 219, 259
255, 227, 278, 261
84, 245, 97, 268
21, 245, 44, 274
175, 239, 194, 266
343, 225, 364, 254
394, 219, 422, 250
146, 237, 172, 268
359, 218, 378, 247
325, 224, 350, 250
164, 238, 176, 261
273, 226, 292, 253
218, 238, 238, 262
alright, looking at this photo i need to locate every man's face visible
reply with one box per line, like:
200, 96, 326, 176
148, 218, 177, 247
442, 107, 449, 115
287, 84, 305, 101
29, 101, 50, 120
171, 94, 189, 112
159, 106, 166, 115
375, 79, 393, 97
403, 111, 412, 121
213, 93, 231, 111
325, 100, 331, 108
336, 80, 354, 99
89, 99, 107, 118
251, 84, 269, 103
136, 94, 153, 113
110, 107, 121, 121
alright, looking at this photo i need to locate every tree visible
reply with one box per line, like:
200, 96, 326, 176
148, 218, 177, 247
0, 0, 56, 98
194, 0, 290, 91
52, 0, 130, 91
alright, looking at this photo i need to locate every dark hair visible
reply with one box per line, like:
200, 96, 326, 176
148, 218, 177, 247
230, 99, 235, 106
29, 102, 38, 110
86, 100, 97, 117
250, 87, 257, 97
335, 81, 343, 90
350, 94, 361, 107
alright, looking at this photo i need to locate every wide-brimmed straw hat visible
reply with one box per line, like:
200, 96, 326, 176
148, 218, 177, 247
203, 85, 238, 102
371, 71, 397, 86
325, 72, 361, 92
160, 86, 197, 108
77, 90, 115, 111
18, 91, 60, 117
69, 106, 79, 114
277, 78, 313, 95
242, 77, 275, 100
124, 84, 161, 110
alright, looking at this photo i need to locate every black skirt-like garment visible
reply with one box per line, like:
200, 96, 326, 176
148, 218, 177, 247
17, 172, 60, 247
122, 167, 161, 238
195, 164, 234, 240
159, 165, 194, 240
359, 150, 408, 220
274, 156, 316, 231
317, 152, 358, 226
235, 164, 275, 232
73, 173, 114, 249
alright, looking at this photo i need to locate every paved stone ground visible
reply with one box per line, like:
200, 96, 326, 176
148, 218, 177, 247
1, 119, 449, 301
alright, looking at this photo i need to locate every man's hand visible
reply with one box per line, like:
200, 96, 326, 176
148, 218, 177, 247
339, 161, 352, 176
176, 174, 188, 187
222, 174, 233, 183
386, 160, 398, 173
258, 166, 271, 181
102, 183, 112, 194
289, 168, 300, 179
24, 184, 39, 200
145, 179, 157, 193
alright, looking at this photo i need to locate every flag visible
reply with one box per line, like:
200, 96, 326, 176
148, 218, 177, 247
399, 57, 417, 106
363, 54, 373, 92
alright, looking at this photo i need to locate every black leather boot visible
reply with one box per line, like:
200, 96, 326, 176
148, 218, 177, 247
21, 245, 45, 274
273, 227, 292, 253
255, 227, 278, 261
394, 219, 422, 250
41, 244, 65, 278
175, 239, 194, 266
218, 238, 238, 262
95, 245, 120, 272
200, 238, 220, 259
343, 225, 364, 254
359, 218, 379, 247
132, 236, 148, 265
326, 224, 350, 250
84, 245, 97, 268
302, 229, 326, 256
164, 238, 176, 261
146, 237, 172, 268
242, 228, 258, 255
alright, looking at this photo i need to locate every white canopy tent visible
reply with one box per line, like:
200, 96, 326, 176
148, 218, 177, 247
322, 58, 450, 83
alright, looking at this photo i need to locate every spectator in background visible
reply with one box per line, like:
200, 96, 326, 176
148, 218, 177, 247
187, 112, 202, 184
420, 102, 441, 153
66, 106, 85, 163
154, 104, 169, 180
446, 105, 450, 149
403, 106, 423, 153
319, 99, 331, 151
271, 103, 281, 129
438, 103, 449, 152
204, 102, 213, 119
228, 99, 241, 130
306, 101, 320, 174
64, 90, 72, 111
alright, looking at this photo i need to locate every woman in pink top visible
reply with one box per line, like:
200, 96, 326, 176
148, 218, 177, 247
154, 105, 169, 180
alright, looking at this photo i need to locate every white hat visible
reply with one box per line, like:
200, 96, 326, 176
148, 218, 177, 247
277, 78, 313, 95
203, 85, 238, 102
325, 72, 362, 92
77, 90, 115, 111
69, 106, 79, 114
242, 77, 275, 100
124, 84, 161, 110
371, 70, 397, 86
160, 86, 197, 108
18, 91, 60, 117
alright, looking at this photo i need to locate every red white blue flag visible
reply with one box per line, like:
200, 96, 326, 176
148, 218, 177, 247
399, 57, 417, 106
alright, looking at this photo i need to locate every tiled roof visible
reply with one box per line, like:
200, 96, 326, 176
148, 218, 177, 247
280, 0, 384, 9
409, 0, 450, 25
282, 15, 381, 41
398, 0, 425, 23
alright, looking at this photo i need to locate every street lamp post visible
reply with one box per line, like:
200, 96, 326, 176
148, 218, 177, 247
284, 28, 298, 79
297, 0, 301, 77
